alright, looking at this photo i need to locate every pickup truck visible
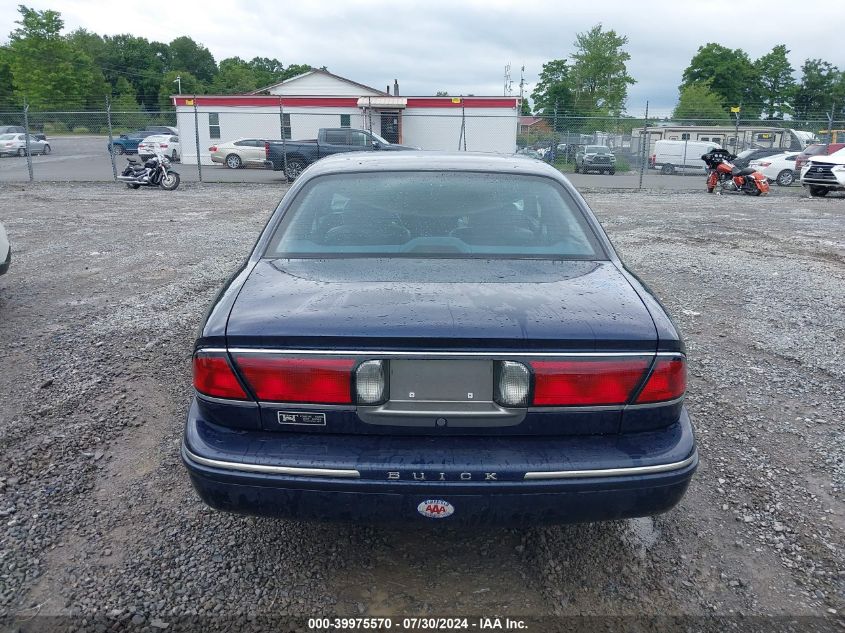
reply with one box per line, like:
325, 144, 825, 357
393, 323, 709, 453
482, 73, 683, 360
264, 128, 418, 179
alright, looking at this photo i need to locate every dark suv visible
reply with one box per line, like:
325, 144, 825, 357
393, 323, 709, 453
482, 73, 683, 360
574, 145, 616, 174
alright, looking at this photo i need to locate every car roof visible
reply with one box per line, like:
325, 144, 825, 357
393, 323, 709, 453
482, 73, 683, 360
140, 134, 172, 141
753, 151, 797, 159
303, 151, 566, 178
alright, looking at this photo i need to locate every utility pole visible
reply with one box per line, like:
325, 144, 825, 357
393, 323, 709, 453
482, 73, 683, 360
279, 97, 289, 179
519, 64, 525, 103
192, 97, 202, 182
173, 75, 182, 95
828, 101, 836, 142
106, 95, 117, 181
638, 101, 649, 191
731, 104, 741, 153
22, 97, 33, 182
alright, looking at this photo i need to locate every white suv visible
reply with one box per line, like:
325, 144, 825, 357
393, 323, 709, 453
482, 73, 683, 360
801, 147, 845, 197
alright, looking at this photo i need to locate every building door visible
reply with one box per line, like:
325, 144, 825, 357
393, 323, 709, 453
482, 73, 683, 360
380, 111, 400, 144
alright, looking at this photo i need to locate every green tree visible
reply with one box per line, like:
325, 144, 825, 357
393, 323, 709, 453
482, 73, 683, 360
530, 59, 572, 116
681, 43, 762, 118
158, 70, 201, 110
7, 5, 107, 110
834, 73, 845, 115
279, 63, 311, 81
569, 24, 635, 116
101, 34, 168, 110
168, 36, 216, 83
209, 58, 311, 95
756, 45, 796, 119
110, 76, 148, 129
520, 98, 531, 115
67, 27, 105, 66
211, 57, 260, 93
672, 82, 730, 124
0, 46, 16, 108
248, 57, 286, 88
793, 59, 840, 121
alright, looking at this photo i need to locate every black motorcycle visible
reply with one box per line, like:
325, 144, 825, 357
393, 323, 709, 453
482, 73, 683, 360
118, 154, 180, 191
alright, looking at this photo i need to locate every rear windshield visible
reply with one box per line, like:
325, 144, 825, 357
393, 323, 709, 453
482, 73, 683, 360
586, 146, 609, 153
265, 171, 605, 259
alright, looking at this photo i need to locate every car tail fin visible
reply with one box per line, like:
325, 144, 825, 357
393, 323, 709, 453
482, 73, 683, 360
193, 352, 249, 400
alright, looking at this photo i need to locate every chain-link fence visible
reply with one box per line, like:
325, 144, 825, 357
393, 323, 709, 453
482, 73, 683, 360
0, 102, 840, 188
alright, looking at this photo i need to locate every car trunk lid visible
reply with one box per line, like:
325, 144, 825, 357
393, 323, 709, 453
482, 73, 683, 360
213, 258, 668, 436
226, 258, 656, 351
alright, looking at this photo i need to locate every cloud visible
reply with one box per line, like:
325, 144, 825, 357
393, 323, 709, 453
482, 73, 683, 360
1, 0, 841, 115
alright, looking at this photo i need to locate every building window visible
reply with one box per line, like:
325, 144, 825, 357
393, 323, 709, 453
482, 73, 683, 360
209, 112, 220, 139
282, 113, 291, 140
340, 114, 351, 128
681, 133, 690, 140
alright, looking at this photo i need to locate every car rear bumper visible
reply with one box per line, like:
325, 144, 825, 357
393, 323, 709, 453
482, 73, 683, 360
182, 400, 697, 525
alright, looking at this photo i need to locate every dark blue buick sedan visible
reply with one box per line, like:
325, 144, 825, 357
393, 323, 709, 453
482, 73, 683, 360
182, 152, 696, 525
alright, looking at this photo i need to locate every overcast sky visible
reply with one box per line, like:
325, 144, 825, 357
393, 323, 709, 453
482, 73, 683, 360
2, 0, 842, 116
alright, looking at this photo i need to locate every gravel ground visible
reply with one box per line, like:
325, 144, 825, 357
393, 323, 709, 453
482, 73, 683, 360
0, 182, 842, 632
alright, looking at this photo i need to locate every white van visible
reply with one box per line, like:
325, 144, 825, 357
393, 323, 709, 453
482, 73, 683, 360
651, 140, 721, 175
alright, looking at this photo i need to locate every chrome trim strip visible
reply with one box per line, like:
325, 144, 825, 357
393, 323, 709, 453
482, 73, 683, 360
222, 348, 685, 359
259, 401, 355, 411
528, 395, 684, 413
624, 395, 685, 410
523, 452, 696, 480
182, 446, 360, 478
196, 392, 259, 408
195, 348, 228, 354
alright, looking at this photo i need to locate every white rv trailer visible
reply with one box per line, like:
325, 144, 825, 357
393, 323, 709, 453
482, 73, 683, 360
631, 126, 817, 157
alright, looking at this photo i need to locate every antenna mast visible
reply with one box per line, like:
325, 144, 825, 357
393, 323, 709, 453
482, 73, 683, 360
504, 64, 513, 96
519, 65, 525, 107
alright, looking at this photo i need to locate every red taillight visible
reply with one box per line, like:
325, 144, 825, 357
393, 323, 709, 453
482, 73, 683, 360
531, 358, 650, 406
160, 144, 168, 148
636, 357, 686, 403
193, 354, 248, 400
234, 356, 355, 404
264, 141, 270, 158
209, 145, 217, 152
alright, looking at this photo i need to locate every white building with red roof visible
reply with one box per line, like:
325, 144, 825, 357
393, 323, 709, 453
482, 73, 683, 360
172, 69, 520, 164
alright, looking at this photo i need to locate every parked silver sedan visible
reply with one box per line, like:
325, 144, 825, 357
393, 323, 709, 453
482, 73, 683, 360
0, 221, 9, 276
0, 133, 51, 157
209, 138, 267, 169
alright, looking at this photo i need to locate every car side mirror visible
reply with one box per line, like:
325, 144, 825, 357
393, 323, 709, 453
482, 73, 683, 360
372, 140, 381, 149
